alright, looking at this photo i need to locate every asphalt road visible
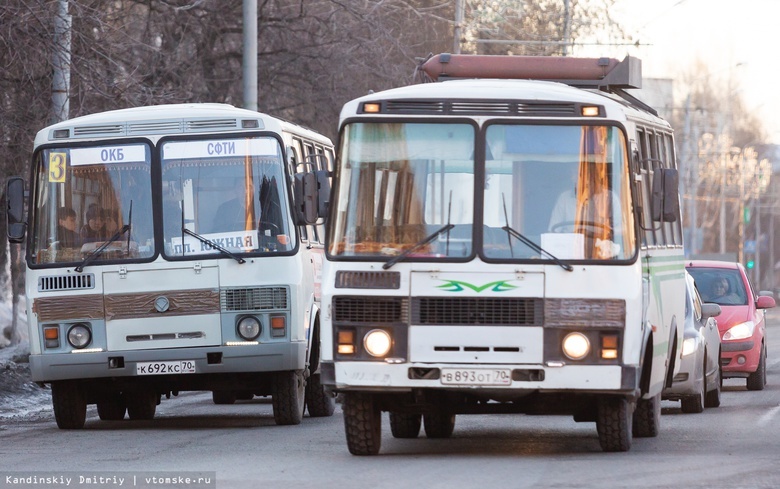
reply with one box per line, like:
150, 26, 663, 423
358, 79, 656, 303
1, 315, 780, 489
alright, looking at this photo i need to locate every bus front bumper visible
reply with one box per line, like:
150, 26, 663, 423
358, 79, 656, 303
30, 342, 306, 383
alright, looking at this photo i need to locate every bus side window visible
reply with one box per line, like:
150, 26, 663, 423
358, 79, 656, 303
666, 133, 683, 246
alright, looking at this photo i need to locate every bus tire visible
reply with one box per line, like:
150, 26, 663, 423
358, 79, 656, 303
389, 412, 421, 438
423, 412, 455, 439
305, 373, 335, 417
212, 390, 237, 405
633, 391, 661, 436
126, 392, 157, 420
272, 370, 305, 425
746, 343, 767, 391
342, 392, 381, 455
51, 381, 87, 430
97, 394, 126, 421
596, 396, 632, 452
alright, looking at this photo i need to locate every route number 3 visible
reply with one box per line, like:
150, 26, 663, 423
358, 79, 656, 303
48, 152, 67, 183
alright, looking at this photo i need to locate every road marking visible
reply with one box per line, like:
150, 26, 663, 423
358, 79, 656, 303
758, 404, 780, 426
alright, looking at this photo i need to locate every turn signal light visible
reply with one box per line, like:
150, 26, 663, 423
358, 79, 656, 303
337, 329, 355, 355
44, 326, 60, 349
601, 334, 619, 359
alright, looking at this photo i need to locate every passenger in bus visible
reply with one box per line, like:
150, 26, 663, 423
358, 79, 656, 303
56, 207, 80, 248
80, 204, 104, 243
212, 178, 252, 233
101, 209, 119, 238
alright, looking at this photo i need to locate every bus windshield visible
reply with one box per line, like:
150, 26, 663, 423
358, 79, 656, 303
483, 124, 635, 261
161, 136, 294, 258
328, 122, 476, 258
31, 143, 155, 265
329, 122, 635, 262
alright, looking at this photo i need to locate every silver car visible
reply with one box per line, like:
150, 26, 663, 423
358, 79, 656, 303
663, 272, 722, 412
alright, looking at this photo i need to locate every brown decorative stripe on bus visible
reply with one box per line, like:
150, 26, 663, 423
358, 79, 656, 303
33, 294, 104, 322
105, 289, 220, 320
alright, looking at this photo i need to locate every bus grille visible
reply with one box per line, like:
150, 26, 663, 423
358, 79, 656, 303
38, 274, 95, 292
221, 287, 289, 311
412, 297, 543, 326
382, 99, 578, 116
333, 296, 409, 324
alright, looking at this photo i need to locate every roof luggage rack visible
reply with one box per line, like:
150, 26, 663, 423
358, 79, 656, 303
415, 54, 657, 116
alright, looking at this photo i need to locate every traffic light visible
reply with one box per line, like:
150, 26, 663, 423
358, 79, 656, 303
747, 259, 755, 269
745, 252, 755, 269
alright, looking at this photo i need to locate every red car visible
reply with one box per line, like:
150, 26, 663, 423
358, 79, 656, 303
685, 260, 776, 390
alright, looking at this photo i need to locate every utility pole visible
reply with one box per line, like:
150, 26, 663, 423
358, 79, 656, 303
243, 0, 258, 111
52, 0, 71, 123
562, 0, 572, 56
454, 0, 464, 54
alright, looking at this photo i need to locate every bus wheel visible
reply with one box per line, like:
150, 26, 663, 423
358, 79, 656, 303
389, 412, 421, 438
596, 396, 632, 452
423, 412, 455, 439
633, 391, 661, 435
97, 394, 126, 421
305, 372, 336, 417
127, 392, 157, 420
342, 393, 381, 455
272, 370, 305, 425
212, 390, 237, 405
51, 381, 87, 430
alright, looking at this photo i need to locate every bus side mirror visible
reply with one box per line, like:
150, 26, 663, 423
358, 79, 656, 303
651, 168, 679, 222
315, 170, 331, 219
6, 176, 26, 243
293, 172, 318, 225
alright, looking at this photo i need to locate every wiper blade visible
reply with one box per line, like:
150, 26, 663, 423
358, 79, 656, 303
502, 225, 573, 272
182, 228, 245, 264
75, 224, 131, 273
382, 224, 455, 270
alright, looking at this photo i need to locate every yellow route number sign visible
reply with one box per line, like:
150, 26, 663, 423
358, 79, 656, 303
48, 152, 67, 183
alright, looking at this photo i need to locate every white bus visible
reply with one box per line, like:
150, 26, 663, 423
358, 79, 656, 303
6, 103, 335, 429
317, 55, 686, 453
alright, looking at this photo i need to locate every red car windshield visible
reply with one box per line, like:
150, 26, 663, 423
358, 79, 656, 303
686, 267, 748, 306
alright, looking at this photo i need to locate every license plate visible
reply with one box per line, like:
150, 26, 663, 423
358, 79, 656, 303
440, 368, 511, 386
136, 360, 197, 376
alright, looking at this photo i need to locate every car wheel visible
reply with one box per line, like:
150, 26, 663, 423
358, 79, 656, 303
747, 343, 767, 391
705, 360, 722, 408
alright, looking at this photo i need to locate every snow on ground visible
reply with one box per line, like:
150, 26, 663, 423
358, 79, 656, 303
0, 298, 53, 422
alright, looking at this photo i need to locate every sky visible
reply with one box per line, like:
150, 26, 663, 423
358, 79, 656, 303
574, 0, 780, 143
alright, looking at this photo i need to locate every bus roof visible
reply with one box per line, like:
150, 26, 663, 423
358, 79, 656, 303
35, 103, 331, 147
339, 78, 663, 127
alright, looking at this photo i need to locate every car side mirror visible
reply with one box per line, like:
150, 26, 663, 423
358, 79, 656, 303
701, 303, 721, 319
756, 295, 776, 310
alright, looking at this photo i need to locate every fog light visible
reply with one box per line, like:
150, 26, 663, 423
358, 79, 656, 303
562, 332, 590, 360
364, 329, 392, 357
736, 355, 747, 365
237, 316, 261, 340
67, 324, 92, 349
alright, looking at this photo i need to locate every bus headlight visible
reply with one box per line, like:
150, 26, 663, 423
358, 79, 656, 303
237, 317, 261, 341
562, 332, 590, 360
363, 329, 392, 357
67, 324, 92, 349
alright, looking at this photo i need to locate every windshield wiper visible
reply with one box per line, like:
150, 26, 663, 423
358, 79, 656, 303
499, 193, 572, 272
502, 225, 573, 272
382, 223, 455, 270
75, 227, 131, 273
75, 203, 133, 273
182, 228, 245, 264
